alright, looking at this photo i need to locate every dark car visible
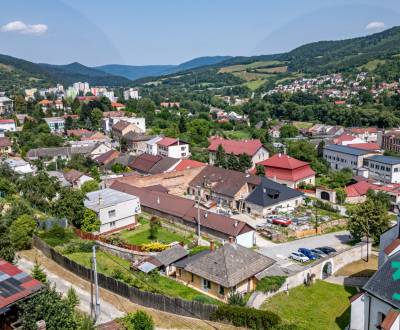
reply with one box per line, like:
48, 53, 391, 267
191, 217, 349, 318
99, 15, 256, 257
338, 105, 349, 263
315, 246, 337, 255
298, 248, 317, 260
310, 248, 327, 258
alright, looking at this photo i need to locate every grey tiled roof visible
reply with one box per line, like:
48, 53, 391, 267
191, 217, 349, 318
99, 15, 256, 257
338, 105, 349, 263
324, 144, 371, 156
184, 243, 275, 287
245, 176, 303, 207
153, 245, 188, 266
366, 155, 400, 165
363, 251, 400, 309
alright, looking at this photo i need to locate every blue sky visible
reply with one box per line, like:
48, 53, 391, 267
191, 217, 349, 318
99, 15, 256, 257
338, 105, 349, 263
0, 0, 399, 66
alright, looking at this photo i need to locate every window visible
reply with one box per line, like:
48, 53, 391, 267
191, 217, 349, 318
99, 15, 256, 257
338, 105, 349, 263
110, 221, 116, 228
202, 278, 211, 290
108, 209, 116, 218
191, 273, 194, 282
395, 168, 399, 173
219, 285, 224, 295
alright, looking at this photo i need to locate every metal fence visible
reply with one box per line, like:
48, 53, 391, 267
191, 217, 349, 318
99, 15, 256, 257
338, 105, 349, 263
33, 236, 217, 320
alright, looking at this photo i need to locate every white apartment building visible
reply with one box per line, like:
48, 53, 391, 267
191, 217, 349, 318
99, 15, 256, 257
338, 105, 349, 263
323, 144, 377, 173
123, 88, 140, 100
0, 96, 13, 114
73, 82, 90, 94
363, 155, 400, 184
84, 188, 141, 234
156, 137, 190, 159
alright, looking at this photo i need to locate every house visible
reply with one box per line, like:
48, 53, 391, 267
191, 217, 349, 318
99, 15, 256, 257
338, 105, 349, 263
110, 181, 256, 247
349, 216, 400, 330
111, 102, 126, 111
128, 153, 180, 174
4, 158, 35, 175
94, 150, 121, 167
0, 96, 13, 114
256, 153, 315, 188
244, 177, 304, 217
332, 133, 364, 146
0, 259, 43, 328
44, 117, 65, 133
104, 116, 146, 133
323, 144, 379, 173
123, 88, 140, 101
188, 165, 261, 211
208, 137, 269, 168
135, 245, 188, 275
171, 159, 206, 172
381, 130, 400, 153
0, 119, 16, 132
112, 120, 143, 140
156, 137, 190, 159
84, 188, 141, 234
48, 171, 72, 187
88, 143, 112, 158
63, 169, 93, 188
124, 132, 153, 154
0, 137, 12, 154
175, 240, 275, 301
145, 136, 163, 155
348, 127, 378, 142
27, 145, 96, 163
363, 155, 400, 184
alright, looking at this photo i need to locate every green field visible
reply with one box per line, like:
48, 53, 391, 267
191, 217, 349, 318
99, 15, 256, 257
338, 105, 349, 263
119, 223, 192, 245
243, 79, 267, 90
359, 59, 386, 71
223, 130, 251, 140
261, 281, 357, 330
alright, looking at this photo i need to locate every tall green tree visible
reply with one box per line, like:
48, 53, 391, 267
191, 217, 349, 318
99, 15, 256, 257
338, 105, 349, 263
10, 214, 36, 250
215, 144, 226, 168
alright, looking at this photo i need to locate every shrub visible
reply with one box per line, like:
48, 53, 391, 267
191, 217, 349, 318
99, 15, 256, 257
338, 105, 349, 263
314, 200, 339, 213
141, 242, 168, 252
228, 292, 246, 306
148, 216, 161, 240
65, 286, 80, 309
122, 310, 154, 330
48, 224, 66, 240
10, 214, 36, 250
31, 260, 47, 283
81, 209, 100, 233
210, 305, 281, 329
61, 241, 94, 254
256, 276, 287, 293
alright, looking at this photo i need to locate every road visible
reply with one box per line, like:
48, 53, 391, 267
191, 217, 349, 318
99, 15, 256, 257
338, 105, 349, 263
257, 230, 352, 260
17, 257, 124, 325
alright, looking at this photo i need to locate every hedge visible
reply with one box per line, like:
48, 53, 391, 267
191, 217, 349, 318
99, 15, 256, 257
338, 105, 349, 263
256, 276, 287, 293
210, 305, 281, 329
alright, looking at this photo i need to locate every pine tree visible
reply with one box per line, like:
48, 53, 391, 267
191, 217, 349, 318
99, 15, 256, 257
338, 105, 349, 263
65, 286, 80, 309
178, 115, 187, 133
31, 259, 47, 283
215, 144, 226, 168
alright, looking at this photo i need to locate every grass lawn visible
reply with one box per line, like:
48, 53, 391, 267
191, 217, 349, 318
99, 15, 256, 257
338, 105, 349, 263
66, 250, 219, 304
243, 80, 266, 90
261, 280, 357, 330
223, 130, 251, 140
119, 223, 192, 245
38, 229, 77, 247
335, 255, 378, 277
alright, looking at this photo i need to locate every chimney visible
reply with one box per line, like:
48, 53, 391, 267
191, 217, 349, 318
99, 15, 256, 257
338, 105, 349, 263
234, 221, 238, 227
210, 240, 215, 251
228, 236, 235, 244
98, 194, 102, 205
37, 320, 46, 330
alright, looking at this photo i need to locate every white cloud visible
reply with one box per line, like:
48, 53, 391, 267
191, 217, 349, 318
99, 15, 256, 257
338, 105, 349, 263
365, 21, 386, 31
0, 20, 48, 35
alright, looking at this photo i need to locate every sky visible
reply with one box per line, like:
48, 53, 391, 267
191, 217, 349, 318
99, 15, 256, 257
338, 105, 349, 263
0, 0, 400, 66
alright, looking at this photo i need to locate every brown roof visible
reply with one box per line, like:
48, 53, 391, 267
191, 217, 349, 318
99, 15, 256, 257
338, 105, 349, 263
381, 309, 400, 330
349, 292, 364, 303
129, 153, 162, 173
0, 137, 11, 148
148, 157, 180, 174
384, 238, 400, 256
63, 169, 85, 184
110, 181, 254, 238
189, 165, 261, 198
95, 150, 120, 165
184, 243, 275, 288
112, 120, 131, 133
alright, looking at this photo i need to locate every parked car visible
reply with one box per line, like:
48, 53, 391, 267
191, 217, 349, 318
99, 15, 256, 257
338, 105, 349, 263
298, 248, 317, 260
289, 252, 309, 263
315, 246, 337, 255
272, 217, 292, 227
310, 248, 327, 258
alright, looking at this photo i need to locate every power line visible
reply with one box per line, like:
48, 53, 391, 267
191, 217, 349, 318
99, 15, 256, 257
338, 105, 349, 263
99, 249, 219, 330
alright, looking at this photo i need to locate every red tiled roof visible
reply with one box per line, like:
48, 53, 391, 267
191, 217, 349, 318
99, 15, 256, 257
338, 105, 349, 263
39, 99, 52, 105
157, 137, 178, 147
0, 137, 12, 148
0, 259, 43, 312
345, 181, 372, 197
0, 119, 15, 124
349, 127, 378, 134
78, 96, 98, 101
384, 238, 400, 256
257, 154, 308, 170
94, 150, 120, 165
333, 133, 357, 144
111, 102, 125, 108
348, 143, 380, 151
66, 129, 92, 137
208, 137, 262, 156
173, 159, 206, 172
381, 309, 400, 330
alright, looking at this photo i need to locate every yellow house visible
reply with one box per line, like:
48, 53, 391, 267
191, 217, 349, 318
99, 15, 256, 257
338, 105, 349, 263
174, 240, 275, 301
0, 137, 12, 155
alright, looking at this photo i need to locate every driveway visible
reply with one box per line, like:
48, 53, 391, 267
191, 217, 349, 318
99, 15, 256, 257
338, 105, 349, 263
257, 230, 352, 261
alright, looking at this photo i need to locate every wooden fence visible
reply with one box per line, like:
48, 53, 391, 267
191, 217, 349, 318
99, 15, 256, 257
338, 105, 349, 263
32, 236, 217, 320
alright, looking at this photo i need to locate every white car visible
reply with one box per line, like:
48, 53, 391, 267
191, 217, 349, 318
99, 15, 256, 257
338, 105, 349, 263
289, 252, 309, 263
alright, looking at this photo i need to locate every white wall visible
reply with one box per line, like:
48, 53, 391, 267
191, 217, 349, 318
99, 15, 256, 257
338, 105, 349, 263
0, 123, 16, 132
245, 196, 304, 217
251, 147, 269, 168
236, 230, 254, 248
365, 159, 400, 184
350, 295, 365, 330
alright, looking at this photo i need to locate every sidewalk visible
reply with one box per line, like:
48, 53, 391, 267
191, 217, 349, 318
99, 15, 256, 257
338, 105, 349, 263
18, 249, 236, 330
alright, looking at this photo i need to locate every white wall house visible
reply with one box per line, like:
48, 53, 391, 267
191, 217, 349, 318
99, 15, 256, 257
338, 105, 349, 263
363, 155, 400, 184
4, 158, 35, 175
157, 137, 190, 159
84, 188, 141, 234
145, 136, 162, 155
44, 117, 65, 133
123, 88, 140, 100
323, 144, 377, 173
0, 119, 16, 132
103, 116, 146, 133
0, 96, 13, 114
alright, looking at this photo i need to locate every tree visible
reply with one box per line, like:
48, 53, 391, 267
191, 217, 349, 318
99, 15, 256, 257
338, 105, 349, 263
122, 311, 154, 330
256, 165, 265, 176
366, 190, 391, 210
335, 188, 347, 205
18, 286, 88, 330
316, 140, 325, 158
65, 286, 80, 309
90, 108, 103, 130
0, 233, 15, 263
31, 259, 47, 283
52, 188, 85, 228
279, 125, 299, 138
80, 180, 99, 194
215, 144, 226, 168
81, 209, 100, 233
10, 214, 36, 250
347, 199, 390, 243
148, 216, 161, 240
64, 116, 74, 131
238, 153, 252, 172
178, 115, 187, 133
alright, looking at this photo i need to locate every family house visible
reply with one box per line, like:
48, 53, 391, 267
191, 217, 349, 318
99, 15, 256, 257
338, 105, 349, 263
256, 153, 315, 188
112, 120, 142, 140
84, 188, 141, 234
0, 137, 12, 155
208, 137, 269, 169
27, 145, 96, 163
44, 117, 65, 133
175, 241, 275, 301
156, 137, 190, 159
63, 169, 93, 188
0, 119, 16, 132
0, 96, 13, 114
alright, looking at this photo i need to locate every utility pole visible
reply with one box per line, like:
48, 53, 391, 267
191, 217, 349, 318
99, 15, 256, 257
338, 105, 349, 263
92, 245, 100, 322
197, 186, 201, 244
365, 217, 370, 262
314, 202, 318, 235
